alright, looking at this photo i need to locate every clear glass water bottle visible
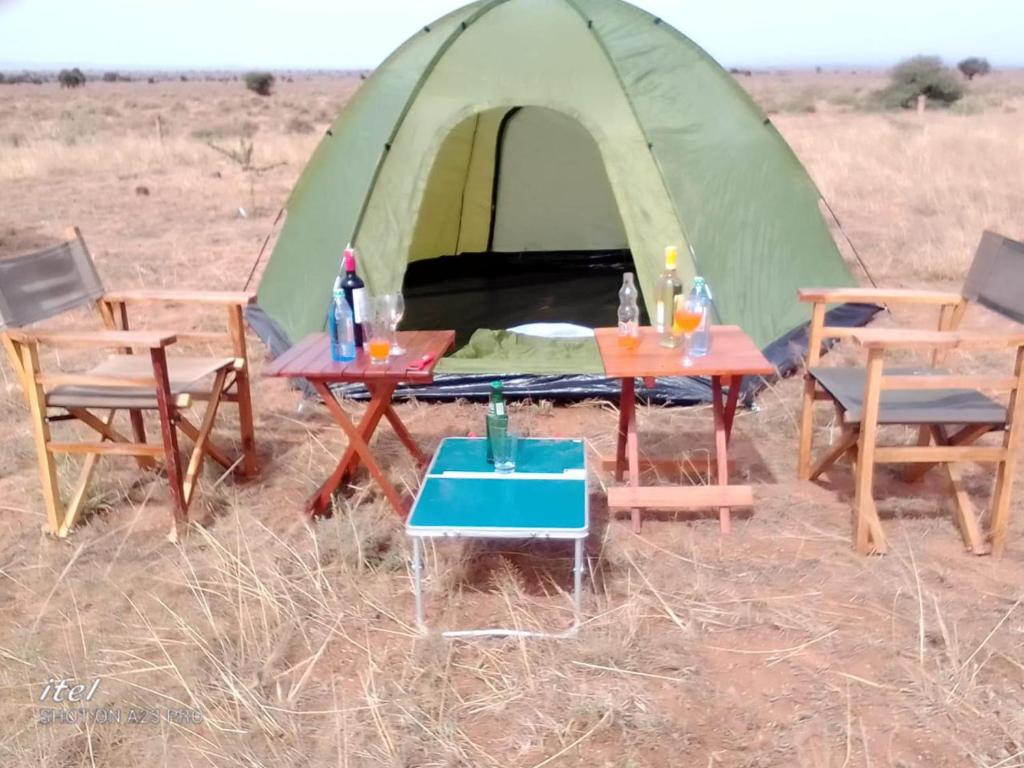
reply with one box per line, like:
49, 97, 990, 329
328, 276, 356, 362
690, 276, 713, 357
617, 272, 640, 350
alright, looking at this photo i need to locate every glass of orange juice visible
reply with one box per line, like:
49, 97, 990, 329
365, 298, 392, 365
674, 295, 703, 368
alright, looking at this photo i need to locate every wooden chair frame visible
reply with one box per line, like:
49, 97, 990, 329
798, 286, 1024, 555
1, 228, 257, 538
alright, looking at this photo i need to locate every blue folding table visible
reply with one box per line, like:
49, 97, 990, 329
407, 437, 589, 638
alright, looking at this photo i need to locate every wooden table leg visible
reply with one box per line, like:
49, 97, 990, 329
622, 378, 641, 533
615, 377, 633, 482
307, 381, 407, 516
711, 375, 734, 534
722, 375, 741, 443
384, 404, 428, 467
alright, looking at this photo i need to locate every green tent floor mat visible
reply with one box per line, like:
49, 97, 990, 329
437, 329, 604, 375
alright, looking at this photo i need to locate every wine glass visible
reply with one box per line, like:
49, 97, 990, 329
674, 295, 703, 368
383, 291, 406, 355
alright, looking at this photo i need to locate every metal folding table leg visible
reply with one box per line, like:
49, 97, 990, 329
573, 538, 583, 624
412, 537, 425, 629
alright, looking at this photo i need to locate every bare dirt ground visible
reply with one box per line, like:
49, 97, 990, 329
1, 71, 1024, 767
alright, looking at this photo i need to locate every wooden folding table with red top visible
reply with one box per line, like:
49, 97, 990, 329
265, 330, 455, 516
595, 326, 775, 534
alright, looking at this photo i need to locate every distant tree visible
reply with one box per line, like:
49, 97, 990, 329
244, 71, 275, 97
875, 56, 963, 109
147, 76, 157, 84
58, 68, 86, 88
0, 73, 5, 85
958, 57, 992, 80
102, 71, 119, 82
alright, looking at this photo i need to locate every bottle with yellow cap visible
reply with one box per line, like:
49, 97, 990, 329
654, 245, 683, 348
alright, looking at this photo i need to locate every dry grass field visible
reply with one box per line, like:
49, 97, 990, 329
1, 70, 1024, 767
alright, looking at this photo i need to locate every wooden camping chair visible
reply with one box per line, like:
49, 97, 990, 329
0, 228, 257, 538
798, 231, 1024, 555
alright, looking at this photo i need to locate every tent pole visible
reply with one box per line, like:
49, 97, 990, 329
243, 206, 285, 291
819, 195, 880, 291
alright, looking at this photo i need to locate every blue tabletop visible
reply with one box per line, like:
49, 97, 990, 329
407, 438, 588, 537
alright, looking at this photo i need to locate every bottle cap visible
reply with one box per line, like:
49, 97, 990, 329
343, 244, 355, 272
624, 272, 634, 283
664, 246, 678, 268
490, 380, 503, 393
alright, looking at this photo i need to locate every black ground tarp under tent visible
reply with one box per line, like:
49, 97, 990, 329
246, 249, 881, 407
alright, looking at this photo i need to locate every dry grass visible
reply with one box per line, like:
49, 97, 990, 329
1, 72, 1024, 767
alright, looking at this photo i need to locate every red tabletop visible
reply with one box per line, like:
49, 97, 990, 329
594, 326, 775, 379
265, 330, 455, 382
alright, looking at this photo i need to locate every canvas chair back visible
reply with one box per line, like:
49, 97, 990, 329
0, 235, 105, 331
963, 231, 1024, 324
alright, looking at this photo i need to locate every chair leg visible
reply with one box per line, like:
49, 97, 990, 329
902, 426, 932, 483
20, 343, 64, 534
151, 348, 188, 539
990, 459, 1017, 557
182, 370, 228, 507
234, 366, 258, 478
60, 409, 118, 537
809, 426, 858, 481
930, 426, 987, 555
991, 346, 1024, 556
853, 349, 885, 555
797, 376, 816, 480
129, 409, 147, 447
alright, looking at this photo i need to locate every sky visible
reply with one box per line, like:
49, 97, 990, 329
0, 0, 1020, 71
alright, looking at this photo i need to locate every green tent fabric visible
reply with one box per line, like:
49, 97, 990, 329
253, 0, 855, 361
437, 330, 604, 375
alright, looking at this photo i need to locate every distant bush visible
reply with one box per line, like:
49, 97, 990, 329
147, 77, 156, 84
58, 67, 86, 89
874, 56, 963, 109
244, 71, 275, 96
958, 57, 991, 81
102, 71, 119, 82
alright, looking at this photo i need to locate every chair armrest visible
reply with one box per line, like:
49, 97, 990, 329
7, 328, 177, 350
104, 289, 257, 306
798, 287, 964, 306
852, 328, 1024, 350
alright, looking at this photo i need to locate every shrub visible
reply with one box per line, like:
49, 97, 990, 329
58, 67, 86, 89
874, 56, 963, 109
958, 57, 991, 80
102, 71, 119, 82
244, 71, 275, 97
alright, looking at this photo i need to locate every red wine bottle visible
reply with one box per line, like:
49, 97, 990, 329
340, 245, 366, 347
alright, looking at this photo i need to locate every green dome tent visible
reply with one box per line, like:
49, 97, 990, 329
250, 0, 861, 386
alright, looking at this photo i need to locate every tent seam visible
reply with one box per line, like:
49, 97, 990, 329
558, 0, 705, 287
349, 0, 512, 244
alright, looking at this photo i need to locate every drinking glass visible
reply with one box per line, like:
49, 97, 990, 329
674, 295, 703, 368
365, 297, 392, 365
381, 291, 406, 356
491, 422, 517, 474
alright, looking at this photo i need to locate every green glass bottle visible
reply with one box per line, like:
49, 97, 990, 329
485, 381, 507, 464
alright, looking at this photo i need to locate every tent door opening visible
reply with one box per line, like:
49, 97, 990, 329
403, 106, 639, 346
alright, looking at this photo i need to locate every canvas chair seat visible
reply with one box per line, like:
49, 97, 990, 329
47, 355, 235, 409
810, 366, 1006, 426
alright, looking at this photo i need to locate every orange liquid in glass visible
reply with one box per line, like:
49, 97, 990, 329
368, 339, 391, 361
674, 309, 702, 335
618, 334, 640, 351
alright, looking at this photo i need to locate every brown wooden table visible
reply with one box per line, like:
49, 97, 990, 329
265, 330, 455, 516
594, 326, 775, 534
